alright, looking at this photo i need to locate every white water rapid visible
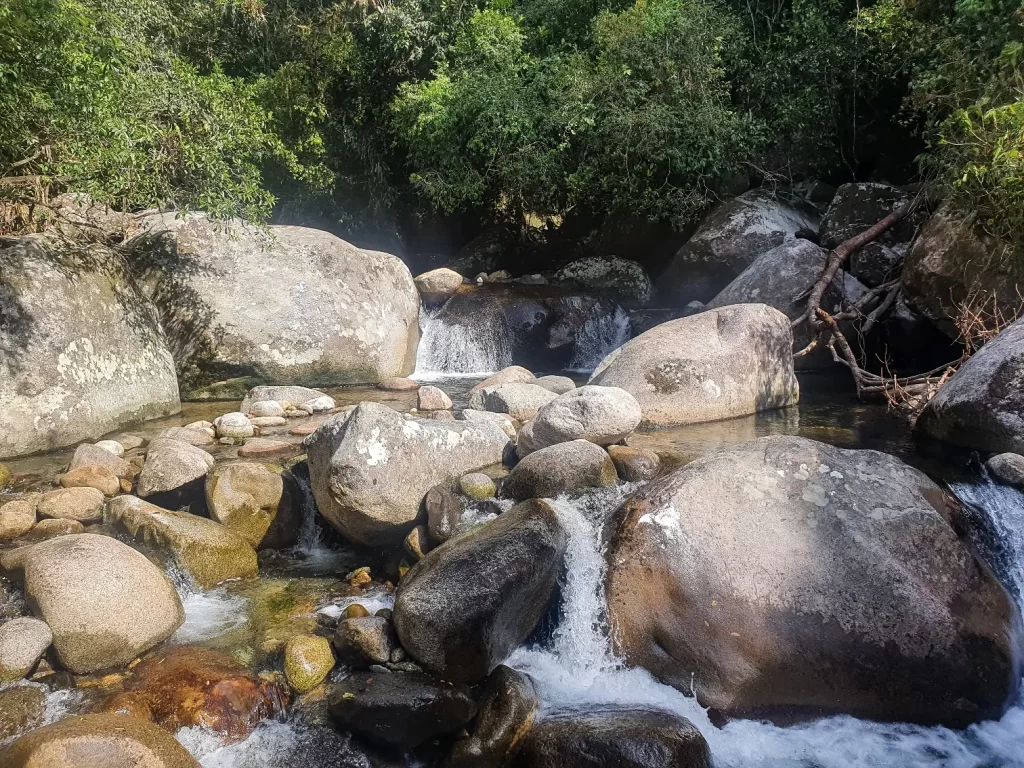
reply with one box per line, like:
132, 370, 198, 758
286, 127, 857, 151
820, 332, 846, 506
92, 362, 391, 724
509, 482, 1024, 768
414, 306, 513, 377
566, 303, 631, 373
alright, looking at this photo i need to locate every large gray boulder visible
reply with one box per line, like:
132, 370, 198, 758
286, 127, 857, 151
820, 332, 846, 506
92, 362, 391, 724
819, 182, 916, 249
468, 382, 559, 421
517, 386, 642, 457
589, 304, 799, 427
137, 437, 215, 498
916, 316, 1024, 453
125, 212, 420, 390
13, 534, 184, 673
658, 189, 819, 305
605, 436, 1021, 726
903, 204, 1022, 336
305, 402, 511, 546
706, 238, 868, 368
0, 236, 180, 459
553, 256, 653, 305
394, 499, 567, 683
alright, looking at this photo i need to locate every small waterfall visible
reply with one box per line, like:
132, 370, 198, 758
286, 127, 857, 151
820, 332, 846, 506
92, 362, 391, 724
292, 468, 324, 556
506, 479, 1024, 768
415, 305, 512, 377
950, 471, 1024, 599
567, 304, 631, 373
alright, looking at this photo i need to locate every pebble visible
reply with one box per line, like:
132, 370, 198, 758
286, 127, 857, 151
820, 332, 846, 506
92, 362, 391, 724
59, 466, 120, 496
237, 438, 296, 458
249, 401, 285, 418
284, 635, 335, 694
215, 412, 255, 440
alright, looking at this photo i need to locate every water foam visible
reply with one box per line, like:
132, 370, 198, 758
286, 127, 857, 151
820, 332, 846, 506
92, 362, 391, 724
509, 482, 1024, 768
414, 306, 511, 377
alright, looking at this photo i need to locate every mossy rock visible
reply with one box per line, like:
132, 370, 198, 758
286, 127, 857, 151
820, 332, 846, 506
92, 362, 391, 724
186, 376, 265, 402
284, 634, 335, 693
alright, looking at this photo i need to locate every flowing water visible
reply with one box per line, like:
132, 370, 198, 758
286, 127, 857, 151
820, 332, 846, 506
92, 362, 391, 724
415, 305, 514, 377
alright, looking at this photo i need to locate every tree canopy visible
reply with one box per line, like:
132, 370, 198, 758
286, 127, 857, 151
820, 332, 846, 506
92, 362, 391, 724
1, 0, 1021, 254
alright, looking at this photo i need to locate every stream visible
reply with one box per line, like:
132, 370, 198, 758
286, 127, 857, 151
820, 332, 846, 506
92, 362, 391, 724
3, 361, 1024, 766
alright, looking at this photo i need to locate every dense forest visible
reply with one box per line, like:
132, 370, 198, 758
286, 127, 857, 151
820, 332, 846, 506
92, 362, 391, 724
1, 0, 1022, 263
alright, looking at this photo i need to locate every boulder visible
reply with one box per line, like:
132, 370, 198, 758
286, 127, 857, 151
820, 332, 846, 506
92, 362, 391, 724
58, 465, 120, 496
446, 666, 538, 768
69, 443, 132, 478
0, 617, 52, 681
533, 375, 576, 395
106, 645, 287, 740
0, 236, 180, 460
24, 518, 84, 540
36, 486, 105, 523
125, 212, 420, 389
394, 499, 567, 683
658, 189, 820, 305
418, 385, 453, 411
305, 403, 510, 546
137, 437, 214, 501
241, 385, 334, 412
705, 239, 868, 368
284, 634, 335, 694
214, 412, 254, 440
903, 204, 1022, 335
333, 616, 395, 668
819, 182, 915, 249
988, 453, 1024, 487
107, 496, 258, 588
469, 366, 536, 394
849, 242, 906, 288
605, 435, 1021, 726
589, 304, 800, 427
502, 441, 616, 501
17, 534, 183, 673
0, 714, 201, 768
205, 462, 301, 549
249, 400, 285, 418
460, 409, 519, 440
607, 445, 661, 483
553, 256, 653, 305
915, 316, 1024, 454
0, 498, 36, 540
415, 268, 465, 303
517, 386, 642, 457
469, 383, 559, 421
328, 671, 477, 750
509, 708, 711, 768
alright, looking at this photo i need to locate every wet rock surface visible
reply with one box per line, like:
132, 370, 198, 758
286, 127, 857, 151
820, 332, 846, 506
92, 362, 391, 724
328, 671, 477, 751
394, 499, 567, 683
605, 435, 1021, 726
446, 665, 538, 768
502, 440, 616, 501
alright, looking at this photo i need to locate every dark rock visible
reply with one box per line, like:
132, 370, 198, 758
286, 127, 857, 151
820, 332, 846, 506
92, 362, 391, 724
916, 316, 1024, 454
508, 707, 711, 768
502, 441, 617, 501
394, 500, 567, 683
849, 242, 905, 288
328, 671, 477, 750
425, 484, 465, 546
446, 666, 538, 768
819, 182, 916, 249
606, 446, 661, 483
988, 453, 1024, 487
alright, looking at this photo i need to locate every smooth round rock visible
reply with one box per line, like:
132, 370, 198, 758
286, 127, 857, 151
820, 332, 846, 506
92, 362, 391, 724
988, 453, 1024, 487
249, 400, 285, 418
517, 386, 642, 457
333, 617, 395, 668
502, 440, 617, 501
59, 465, 120, 496
94, 440, 125, 457
237, 438, 298, 459
285, 634, 335, 694
0, 499, 37, 540
379, 377, 421, 391
0, 617, 53, 681
607, 445, 661, 483
0, 714, 201, 767
37, 487, 105, 522
137, 438, 215, 498
418, 385, 453, 411
459, 473, 497, 500
250, 416, 288, 428
19, 534, 184, 674
215, 412, 255, 440
25, 518, 85, 540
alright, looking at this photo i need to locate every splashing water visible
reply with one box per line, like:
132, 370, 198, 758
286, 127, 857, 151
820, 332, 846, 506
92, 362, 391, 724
509, 482, 1024, 768
415, 306, 512, 377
